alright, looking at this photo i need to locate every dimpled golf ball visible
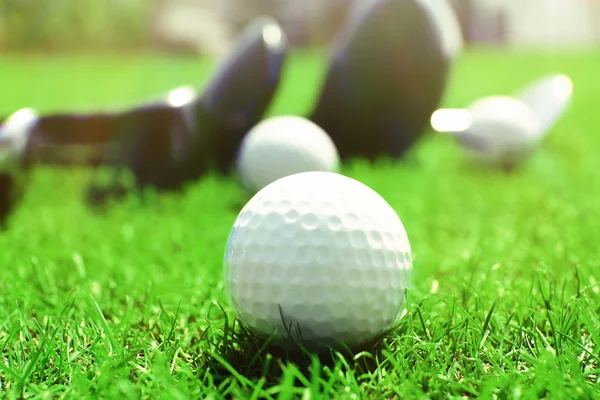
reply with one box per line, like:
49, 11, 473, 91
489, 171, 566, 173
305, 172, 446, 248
224, 171, 412, 348
236, 116, 339, 194
458, 96, 542, 167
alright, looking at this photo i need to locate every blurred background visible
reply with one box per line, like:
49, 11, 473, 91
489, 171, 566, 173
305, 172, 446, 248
1, 0, 599, 55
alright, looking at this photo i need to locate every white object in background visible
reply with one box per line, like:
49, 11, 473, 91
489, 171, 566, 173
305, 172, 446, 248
502, 0, 599, 47
224, 171, 412, 349
152, 0, 234, 55
516, 74, 573, 134
431, 74, 573, 167
236, 116, 339, 194
452, 96, 542, 167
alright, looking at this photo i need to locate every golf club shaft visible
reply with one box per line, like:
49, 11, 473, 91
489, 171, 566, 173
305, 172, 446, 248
30, 112, 120, 166
29, 143, 112, 166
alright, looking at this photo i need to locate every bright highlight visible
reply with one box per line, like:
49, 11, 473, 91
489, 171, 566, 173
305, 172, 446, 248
167, 86, 196, 108
430, 108, 472, 132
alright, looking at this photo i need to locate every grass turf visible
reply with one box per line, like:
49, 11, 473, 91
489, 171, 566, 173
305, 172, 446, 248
0, 49, 599, 398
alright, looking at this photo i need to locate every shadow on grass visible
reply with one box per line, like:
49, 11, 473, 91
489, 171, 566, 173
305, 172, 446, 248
200, 304, 404, 388
86, 183, 132, 210
85, 175, 184, 212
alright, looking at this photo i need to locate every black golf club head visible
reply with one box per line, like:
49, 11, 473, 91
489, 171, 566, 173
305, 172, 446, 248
0, 16, 288, 212
87, 16, 289, 200
89, 89, 198, 195
0, 97, 182, 214
195, 16, 289, 173
0, 108, 39, 226
310, 0, 460, 161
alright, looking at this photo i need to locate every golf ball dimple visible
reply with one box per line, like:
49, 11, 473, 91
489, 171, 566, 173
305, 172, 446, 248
236, 116, 339, 194
224, 171, 412, 348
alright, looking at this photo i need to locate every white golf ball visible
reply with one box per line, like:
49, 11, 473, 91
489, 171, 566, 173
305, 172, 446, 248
236, 116, 339, 193
224, 171, 412, 349
457, 96, 542, 167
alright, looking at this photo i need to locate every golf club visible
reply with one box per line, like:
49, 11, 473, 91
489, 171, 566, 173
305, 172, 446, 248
0, 16, 289, 222
94, 16, 288, 193
430, 74, 574, 168
309, 0, 462, 161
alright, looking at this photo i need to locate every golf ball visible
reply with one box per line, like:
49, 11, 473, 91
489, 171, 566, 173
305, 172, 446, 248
224, 171, 412, 349
236, 116, 339, 194
456, 96, 542, 167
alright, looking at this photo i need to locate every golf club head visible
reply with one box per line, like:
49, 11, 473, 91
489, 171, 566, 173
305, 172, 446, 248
515, 74, 573, 135
5, 17, 288, 206
195, 16, 289, 173
459, 96, 542, 168
432, 73, 574, 169
86, 87, 199, 205
0, 108, 39, 225
88, 17, 289, 200
310, 0, 461, 161
20, 86, 200, 168
28, 112, 119, 166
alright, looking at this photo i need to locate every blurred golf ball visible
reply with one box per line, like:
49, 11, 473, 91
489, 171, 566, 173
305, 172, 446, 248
224, 171, 412, 349
236, 116, 339, 193
453, 96, 542, 167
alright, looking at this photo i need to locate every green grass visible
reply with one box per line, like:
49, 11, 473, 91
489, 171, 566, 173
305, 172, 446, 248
1, 49, 600, 398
